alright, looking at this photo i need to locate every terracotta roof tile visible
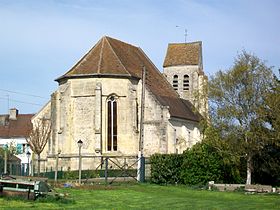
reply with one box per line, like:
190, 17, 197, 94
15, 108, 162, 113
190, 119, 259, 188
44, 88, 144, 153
163, 42, 202, 67
0, 114, 33, 138
56, 36, 201, 122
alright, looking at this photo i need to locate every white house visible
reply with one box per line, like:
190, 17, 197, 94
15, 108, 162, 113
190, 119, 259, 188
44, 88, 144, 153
0, 108, 33, 174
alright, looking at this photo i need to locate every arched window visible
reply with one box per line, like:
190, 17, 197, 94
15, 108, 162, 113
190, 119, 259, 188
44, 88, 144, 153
107, 95, 117, 151
173, 75, 178, 90
183, 75, 189, 90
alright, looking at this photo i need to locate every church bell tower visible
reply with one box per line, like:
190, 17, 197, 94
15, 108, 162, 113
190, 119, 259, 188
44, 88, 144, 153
163, 41, 208, 117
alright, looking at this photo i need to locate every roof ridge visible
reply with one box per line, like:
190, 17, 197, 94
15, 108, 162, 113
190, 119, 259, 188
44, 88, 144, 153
97, 37, 105, 74
58, 38, 104, 78
105, 37, 131, 76
105, 36, 139, 49
168, 41, 202, 45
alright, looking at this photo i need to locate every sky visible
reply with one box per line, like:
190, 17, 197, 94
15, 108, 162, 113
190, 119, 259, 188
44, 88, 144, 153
0, 0, 279, 114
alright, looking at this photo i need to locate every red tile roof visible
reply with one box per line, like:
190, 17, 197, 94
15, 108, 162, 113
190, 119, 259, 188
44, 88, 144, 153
0, 114, 33, 138
56, 36, 201, 122
163, 42, 202, 67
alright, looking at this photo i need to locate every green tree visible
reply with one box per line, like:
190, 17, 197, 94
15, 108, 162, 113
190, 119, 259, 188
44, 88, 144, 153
0, 148, 4, 173
202, 126, 245, 183
0, 143, 18, 174
252, 74, 280, 185
261, 74, 280, 140
208, 51, 276, 184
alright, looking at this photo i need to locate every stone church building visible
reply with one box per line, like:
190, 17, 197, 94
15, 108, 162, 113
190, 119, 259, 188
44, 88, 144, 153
35, 36, 207, 170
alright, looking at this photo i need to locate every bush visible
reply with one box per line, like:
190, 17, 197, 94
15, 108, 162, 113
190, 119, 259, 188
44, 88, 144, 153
252, 144, 280, 186
150, 154, 183, 184
150, 142, 242, 185
181, 143, 224, 185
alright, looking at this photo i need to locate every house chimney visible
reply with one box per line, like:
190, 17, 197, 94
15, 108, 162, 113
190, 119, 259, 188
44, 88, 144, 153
9, 108, 18, 120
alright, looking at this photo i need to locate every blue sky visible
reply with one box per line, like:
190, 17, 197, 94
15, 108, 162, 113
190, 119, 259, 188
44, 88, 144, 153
0, 0, 279, 114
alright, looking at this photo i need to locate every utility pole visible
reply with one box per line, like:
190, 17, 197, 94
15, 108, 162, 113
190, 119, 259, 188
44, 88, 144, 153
139, 66, 146, 154
137, 66, 146, 182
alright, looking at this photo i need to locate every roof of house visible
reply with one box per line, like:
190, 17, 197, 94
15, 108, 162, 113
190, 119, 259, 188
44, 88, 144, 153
0, 114, 33, 138
56, 36, 201, 122
163, 42, 202, 67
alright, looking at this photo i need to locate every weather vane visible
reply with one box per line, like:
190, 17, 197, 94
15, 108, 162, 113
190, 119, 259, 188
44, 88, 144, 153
176, 26, 188, 43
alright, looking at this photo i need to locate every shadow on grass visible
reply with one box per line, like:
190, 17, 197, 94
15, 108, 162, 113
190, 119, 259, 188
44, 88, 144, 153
0, 194, 75, 205
36, 195, 75, 204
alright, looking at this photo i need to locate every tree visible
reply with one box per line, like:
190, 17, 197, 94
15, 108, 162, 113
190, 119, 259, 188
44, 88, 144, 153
208, 51, 276, 184
252, 74, 280, 185
261, 74, 280, 140
0, 142, 19, 174
26, 118, 51, 175
202, 126, 245, 183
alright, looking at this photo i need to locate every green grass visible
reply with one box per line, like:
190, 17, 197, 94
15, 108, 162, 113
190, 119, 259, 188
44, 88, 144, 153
0, 184, 279, 209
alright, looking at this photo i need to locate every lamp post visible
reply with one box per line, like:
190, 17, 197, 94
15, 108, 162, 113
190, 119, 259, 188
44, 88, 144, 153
26, 151, 31, 176
54, 149, 61, 182
4, 146, 7, 174
77, 140, 83, 185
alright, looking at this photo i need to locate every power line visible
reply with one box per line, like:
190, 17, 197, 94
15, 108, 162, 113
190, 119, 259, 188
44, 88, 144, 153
0, 97, 43, 106
0, 88, 48, 99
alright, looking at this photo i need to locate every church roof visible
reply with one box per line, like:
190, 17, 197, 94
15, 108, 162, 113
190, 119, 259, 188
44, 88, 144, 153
163, 42, 202, 67
56, 36, 145, 79
0, 114, 33, 138
56, 36, 201, 122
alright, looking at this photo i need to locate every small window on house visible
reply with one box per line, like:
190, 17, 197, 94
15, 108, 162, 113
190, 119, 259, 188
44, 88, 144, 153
107, 95, 118, 151
173, 75, 178, 90
183, 75, 190, 90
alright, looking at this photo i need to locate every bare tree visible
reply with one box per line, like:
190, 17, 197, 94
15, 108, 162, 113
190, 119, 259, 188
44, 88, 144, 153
26, 118, 51, 176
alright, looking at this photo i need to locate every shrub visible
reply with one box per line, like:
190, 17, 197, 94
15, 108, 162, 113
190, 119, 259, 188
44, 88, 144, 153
181, 143, 224, 185
150, 154, 183, 184
150, 143, 231, 185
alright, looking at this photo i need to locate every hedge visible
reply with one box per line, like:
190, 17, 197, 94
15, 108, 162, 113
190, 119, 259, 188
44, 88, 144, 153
150, 154, 183, 184
150, 143, 231, 185
180, 144, 224, 185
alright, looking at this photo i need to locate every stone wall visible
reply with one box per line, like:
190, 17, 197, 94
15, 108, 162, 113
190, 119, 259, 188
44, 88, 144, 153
163, 65, 200, 103
50, 78, 139, 158
36, 76, 202, 170
167, 118, 201, 154
163, 65, 208, 116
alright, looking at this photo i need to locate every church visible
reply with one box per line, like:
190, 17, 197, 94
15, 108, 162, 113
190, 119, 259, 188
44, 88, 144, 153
35, 36, 207, 170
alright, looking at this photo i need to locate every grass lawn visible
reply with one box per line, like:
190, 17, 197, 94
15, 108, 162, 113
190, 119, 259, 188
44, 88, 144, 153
0, 183, 279, 209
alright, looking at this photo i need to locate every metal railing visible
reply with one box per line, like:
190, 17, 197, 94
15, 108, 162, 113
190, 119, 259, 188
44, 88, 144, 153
32, 155, 149, 184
